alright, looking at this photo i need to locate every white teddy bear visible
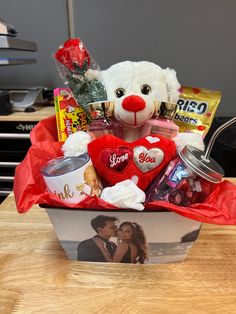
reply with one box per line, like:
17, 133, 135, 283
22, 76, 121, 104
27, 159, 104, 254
100, 61, 180, 122
62, 60, 204, 156
97, 61, 180, 141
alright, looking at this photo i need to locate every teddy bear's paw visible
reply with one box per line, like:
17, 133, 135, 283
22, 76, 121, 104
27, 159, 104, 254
62, 131, 93, 157
173, 132, 205, 153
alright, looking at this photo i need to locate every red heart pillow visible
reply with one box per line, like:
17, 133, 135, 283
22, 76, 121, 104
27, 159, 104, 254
88, 134, 176, 191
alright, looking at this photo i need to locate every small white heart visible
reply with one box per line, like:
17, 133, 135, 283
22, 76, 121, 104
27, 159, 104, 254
145, 136, 160, 144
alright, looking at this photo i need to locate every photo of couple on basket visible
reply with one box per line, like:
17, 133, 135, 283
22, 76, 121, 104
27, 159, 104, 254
77, 215, 148, 263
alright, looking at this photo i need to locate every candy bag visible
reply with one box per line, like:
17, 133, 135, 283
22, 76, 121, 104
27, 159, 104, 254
54, 88, 89, 142
174, 86, 221, 137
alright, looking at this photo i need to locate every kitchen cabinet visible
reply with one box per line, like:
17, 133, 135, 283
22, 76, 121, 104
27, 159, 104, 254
0, 106, 54, 202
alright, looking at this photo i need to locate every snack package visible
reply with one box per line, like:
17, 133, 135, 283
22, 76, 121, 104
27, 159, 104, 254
54, 88, 89, 142
174, 86, 221, 137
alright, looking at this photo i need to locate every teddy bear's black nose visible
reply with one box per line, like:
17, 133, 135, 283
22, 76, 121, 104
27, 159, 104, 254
122, 95, 146, 112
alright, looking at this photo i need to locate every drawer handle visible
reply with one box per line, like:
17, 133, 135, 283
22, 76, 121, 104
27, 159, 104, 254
0, 176, 14, 182
0, 162, 20, 167
0, 133, 30, 139
0, 190, 11, 196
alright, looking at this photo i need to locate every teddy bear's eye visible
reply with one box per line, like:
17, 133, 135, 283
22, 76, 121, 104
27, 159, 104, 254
115, 88, 125, 98
141, 84, 151, 95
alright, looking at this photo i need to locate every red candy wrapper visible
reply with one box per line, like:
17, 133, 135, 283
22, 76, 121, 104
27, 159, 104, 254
14, 115, 236, 225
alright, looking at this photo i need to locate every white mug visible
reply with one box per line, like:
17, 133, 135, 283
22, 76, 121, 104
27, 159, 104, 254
41, 154, 97, 204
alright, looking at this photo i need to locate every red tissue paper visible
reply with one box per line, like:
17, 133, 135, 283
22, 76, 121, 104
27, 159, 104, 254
13, 115, 236, 225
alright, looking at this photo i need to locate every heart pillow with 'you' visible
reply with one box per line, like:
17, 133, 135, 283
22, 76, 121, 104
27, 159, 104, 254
87, 134, 176, 191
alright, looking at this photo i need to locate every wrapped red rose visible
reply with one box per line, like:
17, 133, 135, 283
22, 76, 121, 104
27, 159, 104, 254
54, 38, 107, 117
55, 38, 90, 72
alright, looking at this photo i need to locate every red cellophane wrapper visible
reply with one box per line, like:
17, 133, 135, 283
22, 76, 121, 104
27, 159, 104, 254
14, 115, 236, 225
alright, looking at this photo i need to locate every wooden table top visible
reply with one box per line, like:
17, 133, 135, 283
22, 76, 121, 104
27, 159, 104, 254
1, 180, 236, 313
0, 106, 55, 122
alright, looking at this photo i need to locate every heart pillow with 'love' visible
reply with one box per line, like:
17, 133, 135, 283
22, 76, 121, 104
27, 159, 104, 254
87, 134, 176, 191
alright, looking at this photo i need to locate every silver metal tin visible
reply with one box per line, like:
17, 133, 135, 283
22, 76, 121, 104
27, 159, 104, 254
179, 145, 224, 183
41, 154, 90, 177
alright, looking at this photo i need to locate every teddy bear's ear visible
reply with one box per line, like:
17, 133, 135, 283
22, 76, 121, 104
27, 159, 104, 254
85, 69, 102, 81
162, 68, 181, 102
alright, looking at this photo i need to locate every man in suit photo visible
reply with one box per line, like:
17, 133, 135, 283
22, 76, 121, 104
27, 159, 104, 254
77, 215, 118, 262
